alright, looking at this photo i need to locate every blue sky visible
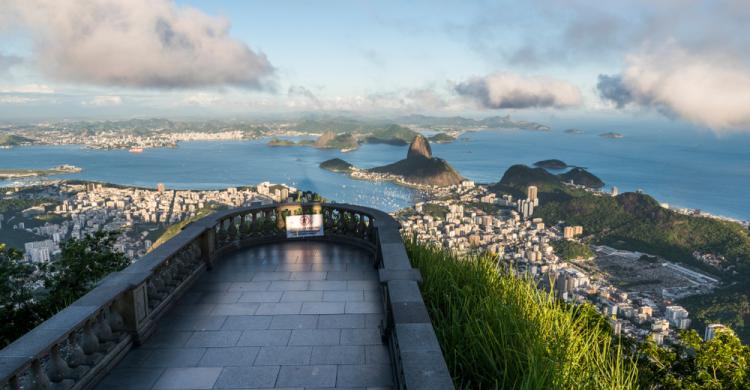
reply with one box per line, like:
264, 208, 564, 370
1, 0, 749, 134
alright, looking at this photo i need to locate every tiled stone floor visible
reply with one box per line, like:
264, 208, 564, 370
98, 242, 392, 389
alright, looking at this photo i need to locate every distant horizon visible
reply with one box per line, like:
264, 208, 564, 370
2, 1, 750, 135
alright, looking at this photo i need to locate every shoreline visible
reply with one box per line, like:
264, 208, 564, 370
1, 141, 748, 222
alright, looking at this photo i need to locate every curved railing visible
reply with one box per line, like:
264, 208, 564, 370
0, 202, 453, 390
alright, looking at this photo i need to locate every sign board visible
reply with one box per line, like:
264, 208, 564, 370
286, 214, 324, 238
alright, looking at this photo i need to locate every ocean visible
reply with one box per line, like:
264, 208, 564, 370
1, 128, 748, 219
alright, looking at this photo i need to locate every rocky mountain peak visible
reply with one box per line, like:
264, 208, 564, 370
407, 134, 432, 160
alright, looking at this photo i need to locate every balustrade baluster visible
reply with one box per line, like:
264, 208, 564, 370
47, 344, 72, 384
81, 321, 104, 363
66, 333, 88, 370
27, 359, 52, 390
227, 217, 238, 242
239, 214, 249, 237
94, 312, 115, 344
9, 375, 20, 390
108, 305, 126, 334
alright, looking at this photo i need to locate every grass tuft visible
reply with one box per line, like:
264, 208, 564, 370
405, 238, 638, 389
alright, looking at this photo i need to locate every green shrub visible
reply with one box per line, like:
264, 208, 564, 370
405, 239, 637, 389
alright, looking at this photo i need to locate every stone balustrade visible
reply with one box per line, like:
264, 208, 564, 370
0, 203, 453, 390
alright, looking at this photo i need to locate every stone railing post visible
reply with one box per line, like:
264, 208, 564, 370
200, 228, 216, 270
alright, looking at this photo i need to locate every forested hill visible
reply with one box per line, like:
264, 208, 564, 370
490, 163, 750, 342
535, 191, 750, 275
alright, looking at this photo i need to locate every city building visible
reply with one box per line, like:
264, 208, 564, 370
704, 323, 730, 341
665, 306, 691, 330
527, 186, 538, 207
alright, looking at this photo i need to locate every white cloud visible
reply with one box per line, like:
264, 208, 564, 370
599, 45, 750, 132
282, 86, 458, 113
182, 93, 221, 106
455, 73, 582, 109
0, 96, 37, 104
0, 84, 55, 94
4, 0, 274, 89
82, 95, 123, 106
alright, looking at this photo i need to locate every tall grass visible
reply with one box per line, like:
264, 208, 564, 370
405, 239, 638, 389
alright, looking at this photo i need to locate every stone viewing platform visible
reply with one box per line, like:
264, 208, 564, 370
98, 242, 392, 389
0, 203, 453, 389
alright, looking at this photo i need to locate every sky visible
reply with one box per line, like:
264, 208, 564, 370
0, 0, 749, 134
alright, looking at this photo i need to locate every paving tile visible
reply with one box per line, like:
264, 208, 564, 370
227, 281, 271, 291
211, 303, 261, 315
143, 331, 192, 349
308, 281, 348, 291
252, 271, 291, 281
255, 302, 302, 315
238, 291, 284, 303
141, 348, 207, 367
199, 346, 260, 367
276, 365, 337, 388
237, 330, 291, 346
281, 290, 323, 302
198, 291, 242, 303
326, 271, 368, 281
290, 271, 327, 280
335, 364, 393, 387
345, 301, 382, 314
205, 272, 256, 283
366, 345, 391, 365
301, 302, 346, 315
222, 315, 272, 330
309, 263, 349, 272
317, 314, 365, 329
170, 304, 216, 316
236, 264, 278, 272
365, 314, 384, 328
323, 290, 364, 302
269, 314, 319, 329
310, 345, 365, 365
341, 328, 383, 345
254, 346, 312, 365
268, 281, 310, 291
364, 290, 381, 301
153, 367, 222, 389
347, 281, 380, 291
213, 366, 279, 389
116, 348, 153, 367
96, 367, 164, 389
275, 263, 313, 272
177, 292, 203, 304
289, 329, 340, 346
347, 262, 375, 271
192, 282, 232, 292
185, 331, 241, 348
163, 315, 228, 331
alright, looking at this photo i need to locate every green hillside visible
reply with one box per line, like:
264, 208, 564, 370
365, 124, 419, 145
491, 164, 750, 342
0, 134, 34, 146
406, 240, 637, 388
560, 167, 605, 188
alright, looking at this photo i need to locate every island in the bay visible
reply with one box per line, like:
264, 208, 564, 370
0, 134, 35, 148
318, 158, 353, 173
564, 128, 584, 134
428, 132, 457, 143
533, 159, 569, 169
0, 165, 82, 180
320, 135, 463, 187
600, 132, 624, 139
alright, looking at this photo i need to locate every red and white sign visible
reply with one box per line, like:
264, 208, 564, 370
285, 214, 324, 238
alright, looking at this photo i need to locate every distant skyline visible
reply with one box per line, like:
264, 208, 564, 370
1, 0, 749, 134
